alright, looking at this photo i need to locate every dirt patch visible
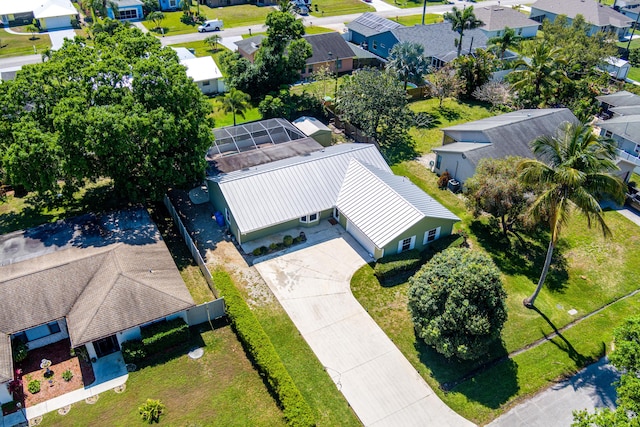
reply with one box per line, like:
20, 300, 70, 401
16, 339, 94, 407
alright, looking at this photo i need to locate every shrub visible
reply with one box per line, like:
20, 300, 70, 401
253, 247, 263, 256
62, 370, 73, 382
121, 340, 147, 363
408, 248, 508, 360
28, 379, 41, 394
139, 399, 165, 424
72, 345, 89, 362
212, 270, 315, 426
12, 339, 28, 363
283, 235, 293, 247
141, 318, 190, 355
437, 171, 451, 189
374, 250, 422, 281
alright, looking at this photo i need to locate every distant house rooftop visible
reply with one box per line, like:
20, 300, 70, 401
596, 90, 640, 108
303, 32, 354, 63
473, 6, 540, 31
598, 114, 640, 145
234, 35, 266, 57
182, 56, 223, 83
530, 0, 633, 28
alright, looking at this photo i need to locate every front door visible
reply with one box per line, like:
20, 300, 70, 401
93, 335, 120, 358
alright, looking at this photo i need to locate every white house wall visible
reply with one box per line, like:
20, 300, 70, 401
22, 319, 69, 351
434, 152, 476, 183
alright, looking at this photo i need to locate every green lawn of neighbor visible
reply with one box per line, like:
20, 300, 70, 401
309, 0, 374, 17
617, 38, 640, 50
143, 4, 274, 36
380, 0, 449, 9
350, 160, 640, 424
40, 322, 286, 426
0, 27, 51, 58
389, 13, 444, 26
627, 67, 640, 82
304, 25, 338, 34
409, 98, 495, 154
207, 97, 262, 127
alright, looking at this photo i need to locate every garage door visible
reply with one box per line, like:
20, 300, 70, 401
346, 220, 377, 257
44, 16, 71, 30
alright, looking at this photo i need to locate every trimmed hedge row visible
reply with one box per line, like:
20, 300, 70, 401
141, 318, 190, 355
212, 270, 315, 427
121, 340, 146, 364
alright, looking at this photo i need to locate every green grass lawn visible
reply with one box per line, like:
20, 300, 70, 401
207, 97, 262, 127
627, 66, 640, 82
409, 98, 495, 154
143, 4, 274, 36
350, 160, 640, 424
309, 0, 374, 17
379, 0, 449, 9
0, 27, 51, 58
389, 13, 444, 26
40, 322, 286, 426
617, 38, 640, 50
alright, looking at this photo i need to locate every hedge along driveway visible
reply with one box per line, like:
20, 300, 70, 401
253, 230, 475, 427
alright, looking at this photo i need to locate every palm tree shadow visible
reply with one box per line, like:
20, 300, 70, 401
532, 306, 590, 366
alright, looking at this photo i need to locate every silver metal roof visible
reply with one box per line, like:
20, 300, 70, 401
336, 160, 459, 248
213, 144, 391, 234
433, 142, 489, 153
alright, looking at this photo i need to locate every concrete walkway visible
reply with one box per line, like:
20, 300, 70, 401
254, 226, 474, 427
488, 357, 619, 427
132, 21, 149, 33
616, 206, 640, 226
48, 29, 77, 51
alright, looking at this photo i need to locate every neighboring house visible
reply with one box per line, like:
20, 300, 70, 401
614, 0, 640, 21
173, 47, 225, 94
346, 12, 403, 53
0, 0, 78, 30
206, 130, 459, 259
598, 114, 640, 177
292, 116, 332, 146
596, 90, 640, 116
0, 65, 21, 82
107, 0, 144, 21
391, 23, 489, 68
529, 0, 633, 39
235, 35, 266, 63
0, 209, 195, 404
600, 57, 631, 80
433, 108, 579, 184
158, 0, 183, 11
473, 6, 540, 38
301, 32, 355, 78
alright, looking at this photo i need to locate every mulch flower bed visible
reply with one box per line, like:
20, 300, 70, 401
15, 339, 95, 407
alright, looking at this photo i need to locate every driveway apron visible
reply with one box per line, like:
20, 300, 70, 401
254, 232, 474, 427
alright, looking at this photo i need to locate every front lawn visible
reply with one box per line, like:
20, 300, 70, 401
350, 160, 640, 424
0, 27, 51, 58
409, 98, 495, 154
40, 323, 286, 426
379, 0, 449, 9
143, 4, 274, 35
309, 0, 373, 17
207, 97, 262, 127
390, 13, 444, 26
627, 66, 640, 82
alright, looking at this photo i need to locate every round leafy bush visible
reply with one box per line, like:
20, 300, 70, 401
62, 370, 74, 382
139, 399, 166, 424
408, 248, 507, 360
28, 379, 41, 394
283, 235, 293, 247
12, 339, 28, 363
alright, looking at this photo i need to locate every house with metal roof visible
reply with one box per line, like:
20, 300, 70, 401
206, 143, 458, 259
432, 108, 579, 184
473, 6, 540, 38
529, 0, 633, 39
0, 209, 195, 405
0, 0, 78, 30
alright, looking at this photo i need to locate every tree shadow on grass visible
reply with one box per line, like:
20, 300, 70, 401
533, 306, 591, 367
438, 105, 462, 122
469, 220, 569, 293
414, 334, 519, 409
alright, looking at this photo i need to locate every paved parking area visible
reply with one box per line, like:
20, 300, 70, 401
254, 229, 474, 427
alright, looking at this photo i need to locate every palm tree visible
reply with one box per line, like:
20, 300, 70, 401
204, 34, 221, 52
219, 89, 251, 126
386, 41, 429, 90
148, 11, 165, 31
518, 122, 625, 308
488, 27, 522, 60
26, 23, 39, 41
509, 41, 568, 107
443, 6, 483, 58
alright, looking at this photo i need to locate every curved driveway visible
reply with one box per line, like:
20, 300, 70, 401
254, 228, 474, 427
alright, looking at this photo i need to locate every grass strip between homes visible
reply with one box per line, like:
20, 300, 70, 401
212, 269, 315, 427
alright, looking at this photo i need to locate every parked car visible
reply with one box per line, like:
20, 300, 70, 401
198, 19, 223, 32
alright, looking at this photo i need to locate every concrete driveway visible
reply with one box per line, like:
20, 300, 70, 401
254, 227, 474, 427
49, 29, 77, 51
488, 357, 619, 427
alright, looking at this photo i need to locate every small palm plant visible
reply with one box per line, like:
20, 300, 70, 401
139, 399, 166, 424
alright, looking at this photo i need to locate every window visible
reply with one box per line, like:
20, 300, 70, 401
169, 0, 177, 6
517, 28, 523, 35
202, 80, 210, 86
372, 40, 377, 50
436, 154, 442, 169
397, 236, 415, 253
48, 321, 61, 334
300, 213, 320, 223
333, 207, 340, 221
603, 130, 613, 138
308, 66, 313, 74
23, 321, 62, 342
225, 208, 230, 222
336, 59, 342, 70
116, 8, 138, 19
423, 227, 441, 245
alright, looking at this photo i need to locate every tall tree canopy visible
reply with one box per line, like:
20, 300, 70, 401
0, 25, 213, 202
386, 41, 429, 90
518, 122, 624, 308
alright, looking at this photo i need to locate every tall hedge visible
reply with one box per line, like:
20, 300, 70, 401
141, 317, 190, 354
212, 270, 315, 427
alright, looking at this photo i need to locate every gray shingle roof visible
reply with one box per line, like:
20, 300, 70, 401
0, 335, 10, 383
234, 35, 266, 56
391, 23, 488, 62
598, 114, 640, 144
473, 6, 540, 31
336, 160, 459, 248
0, 209, 195, 382
596, 90, 640, 108
347, 12, 403, 37
530, 0, 633, 28
610, 105, 640, 116
303, 32, 354, 64
436, 108, 579, 165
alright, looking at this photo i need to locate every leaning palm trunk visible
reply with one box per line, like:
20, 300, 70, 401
524, 239, 555, 307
